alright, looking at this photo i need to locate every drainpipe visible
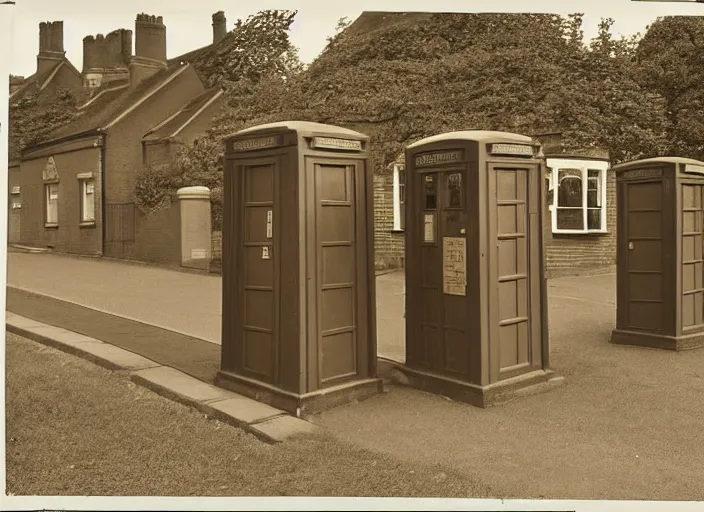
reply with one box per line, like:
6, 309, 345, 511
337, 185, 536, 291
98, 130, 106, 257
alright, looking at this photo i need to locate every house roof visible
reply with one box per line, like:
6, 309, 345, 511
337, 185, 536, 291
9, 62, 58, 102
142, 86, 223, 142
9, 58, 83, 102
32, 62, 191, 147
168, 43, 213, 66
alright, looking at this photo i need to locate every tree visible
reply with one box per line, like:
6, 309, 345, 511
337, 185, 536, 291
635, 16, 704, 160
189, 10, 304, 88
169, 12, 671, 220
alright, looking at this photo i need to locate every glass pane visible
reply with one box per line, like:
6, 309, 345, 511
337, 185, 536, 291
558, 171, 582, 207
424, 174, 437, 210
588, 169, 600, 179
587, 189, 599, 208
443, 210, 467, 237
447, 172, 463, 208
83, 181, 95, 222
587, 208, 601, 230
556, 208, 584, 230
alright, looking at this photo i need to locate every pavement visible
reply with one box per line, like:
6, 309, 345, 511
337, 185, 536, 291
7, 252, 704, 499
6, 252, 405, 360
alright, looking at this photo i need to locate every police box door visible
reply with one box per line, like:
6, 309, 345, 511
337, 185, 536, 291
409, 169, 470, 375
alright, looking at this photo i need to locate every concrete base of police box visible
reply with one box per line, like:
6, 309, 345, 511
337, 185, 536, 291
379, 360, 564, 408
611, 328, 704, 352
215, 370, 385, 419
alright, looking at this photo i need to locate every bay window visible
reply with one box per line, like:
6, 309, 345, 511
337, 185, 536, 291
546, 158, 609, 234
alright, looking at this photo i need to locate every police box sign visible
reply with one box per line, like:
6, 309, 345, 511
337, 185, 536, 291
231, 136, 281, 152
311, 137, 363, 151
489, 143, 534, 157
415, 151, 463, 167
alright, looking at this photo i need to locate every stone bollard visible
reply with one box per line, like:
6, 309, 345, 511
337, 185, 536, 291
177, 186, 212, 270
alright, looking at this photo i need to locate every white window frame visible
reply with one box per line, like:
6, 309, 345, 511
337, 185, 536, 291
80, 177, 96, 224
45, 183, 59, 227
546, 158, 609, 234
392, 164, 406, 232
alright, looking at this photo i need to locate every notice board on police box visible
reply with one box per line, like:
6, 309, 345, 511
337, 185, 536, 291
442, 237, 467, 296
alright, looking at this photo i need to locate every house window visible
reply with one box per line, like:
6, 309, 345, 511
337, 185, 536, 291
45, 183, 59, 226
392, 165, 406, 231
546, 158, 609, 234
80, 179, 96, 223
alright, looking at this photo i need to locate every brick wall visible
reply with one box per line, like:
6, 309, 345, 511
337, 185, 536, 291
122, 200, 182, 265
8, 163, 21, 244
19, 143, 103, 256
212, 230, 222, 259
102, 65, 205, 261
373, 173, 405, 269
103, 65, 205, 206
40, 63, 83, 96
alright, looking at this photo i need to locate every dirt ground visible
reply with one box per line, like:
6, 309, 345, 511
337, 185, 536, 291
310, 273, 704, 501
5, 332, 492, 498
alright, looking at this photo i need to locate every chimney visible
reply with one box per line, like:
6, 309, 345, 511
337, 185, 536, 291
37, 21, 65, 76
212, 11, 227, 44
82, 29, 132, 88
130, 13, 167, 85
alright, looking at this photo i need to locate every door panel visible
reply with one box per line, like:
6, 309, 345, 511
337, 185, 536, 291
315, 163, 359, 384
495, 169, 531, 372
241, 163, 276, 380
681, 184, 704, 329
624, 181, 664, 331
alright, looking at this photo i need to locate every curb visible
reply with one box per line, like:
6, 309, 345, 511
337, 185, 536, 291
5, 312, 321, 445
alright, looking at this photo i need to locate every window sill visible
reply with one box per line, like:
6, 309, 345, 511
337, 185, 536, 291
391, 229, 405, 234
80, 221, 96, 228
44, 223, 58, 230
552, 230, 609, 237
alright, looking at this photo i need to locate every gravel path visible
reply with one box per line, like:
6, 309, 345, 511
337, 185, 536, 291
6, 332, 492, 497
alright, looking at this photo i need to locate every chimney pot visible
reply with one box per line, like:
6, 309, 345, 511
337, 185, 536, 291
212, 11, 227, 44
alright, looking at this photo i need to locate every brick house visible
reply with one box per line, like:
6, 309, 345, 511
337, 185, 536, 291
16, 12, 225, 262
8, 20, 84, 244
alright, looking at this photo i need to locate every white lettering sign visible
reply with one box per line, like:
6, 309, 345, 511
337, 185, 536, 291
490, 143, 534, 157
311, 137, 362, 151
424, 214, 435, 243
232, 136, 280, 152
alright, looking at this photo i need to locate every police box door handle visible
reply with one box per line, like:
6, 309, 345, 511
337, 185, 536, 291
628, 241, 634, 250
